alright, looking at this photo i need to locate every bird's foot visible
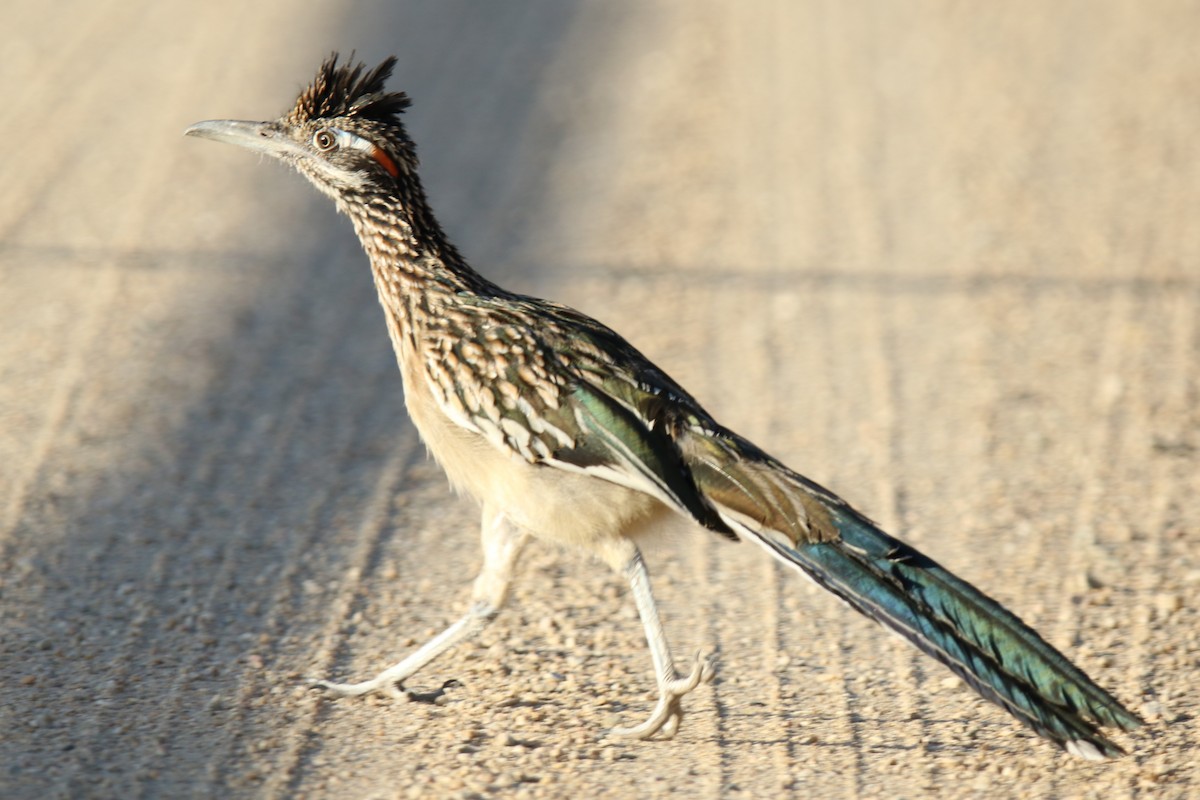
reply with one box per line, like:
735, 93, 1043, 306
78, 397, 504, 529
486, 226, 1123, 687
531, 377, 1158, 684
308, 673, 407, 700
609, 652, 714, 740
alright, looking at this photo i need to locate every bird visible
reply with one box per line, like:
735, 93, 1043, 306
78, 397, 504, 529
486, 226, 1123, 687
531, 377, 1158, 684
185, 53, 1143, 760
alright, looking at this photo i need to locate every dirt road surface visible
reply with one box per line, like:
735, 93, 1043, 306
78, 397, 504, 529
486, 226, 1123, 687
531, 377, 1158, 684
2, 2, 1196, 797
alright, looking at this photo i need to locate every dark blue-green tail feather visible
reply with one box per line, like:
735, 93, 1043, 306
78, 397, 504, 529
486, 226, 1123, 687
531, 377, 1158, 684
768, 506, 1141, 759
681, 428, 1142, 759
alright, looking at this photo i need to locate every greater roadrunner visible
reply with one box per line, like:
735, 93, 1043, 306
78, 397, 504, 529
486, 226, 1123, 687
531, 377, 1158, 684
186, 54, 1142, 759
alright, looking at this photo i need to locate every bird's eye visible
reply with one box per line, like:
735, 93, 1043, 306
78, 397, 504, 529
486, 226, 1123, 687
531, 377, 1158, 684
313, 129, 337, 151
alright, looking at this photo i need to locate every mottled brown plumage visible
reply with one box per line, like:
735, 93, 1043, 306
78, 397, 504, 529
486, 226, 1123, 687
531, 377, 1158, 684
185, 54, 1142, 757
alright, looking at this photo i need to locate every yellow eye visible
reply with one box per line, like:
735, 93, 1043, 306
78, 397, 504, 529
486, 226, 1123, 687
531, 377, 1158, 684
313, 129, 337, 151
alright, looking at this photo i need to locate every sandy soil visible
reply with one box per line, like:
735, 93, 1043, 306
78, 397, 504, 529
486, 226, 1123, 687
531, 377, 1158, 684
1, 1, 1196, 797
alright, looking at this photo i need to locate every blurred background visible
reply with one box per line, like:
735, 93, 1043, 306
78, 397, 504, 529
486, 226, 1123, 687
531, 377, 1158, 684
1, 1, 1196, 797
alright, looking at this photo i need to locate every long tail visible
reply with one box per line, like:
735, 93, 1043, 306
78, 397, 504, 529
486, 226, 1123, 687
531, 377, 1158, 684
680, 428, 1143, 760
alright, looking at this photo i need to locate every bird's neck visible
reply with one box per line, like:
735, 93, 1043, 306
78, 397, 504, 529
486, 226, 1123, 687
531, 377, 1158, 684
338, 183, 499, 362
339, 182, 498, 295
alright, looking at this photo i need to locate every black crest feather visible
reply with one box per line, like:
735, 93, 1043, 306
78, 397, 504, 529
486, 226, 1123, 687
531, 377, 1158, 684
287, 53, 411, 126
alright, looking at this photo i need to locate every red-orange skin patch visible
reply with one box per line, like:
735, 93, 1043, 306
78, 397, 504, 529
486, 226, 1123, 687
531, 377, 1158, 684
371, 146, 400, 177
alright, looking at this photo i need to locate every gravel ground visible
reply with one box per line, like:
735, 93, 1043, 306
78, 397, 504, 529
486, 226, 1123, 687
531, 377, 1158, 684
2, 1, 1196, 798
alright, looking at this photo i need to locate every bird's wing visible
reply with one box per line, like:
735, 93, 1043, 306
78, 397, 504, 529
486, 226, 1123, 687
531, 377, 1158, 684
418, 295, 730, 532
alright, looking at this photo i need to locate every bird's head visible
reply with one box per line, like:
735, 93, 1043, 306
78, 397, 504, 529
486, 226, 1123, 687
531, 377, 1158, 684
186, 53, 414, 200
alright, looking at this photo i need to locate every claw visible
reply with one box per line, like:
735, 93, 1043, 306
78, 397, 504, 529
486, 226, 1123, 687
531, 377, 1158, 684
609, 652, 713, 740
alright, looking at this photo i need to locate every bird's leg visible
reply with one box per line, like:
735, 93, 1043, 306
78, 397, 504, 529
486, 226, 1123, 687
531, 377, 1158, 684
311, 504, 527, 699
609, 545, 713, 740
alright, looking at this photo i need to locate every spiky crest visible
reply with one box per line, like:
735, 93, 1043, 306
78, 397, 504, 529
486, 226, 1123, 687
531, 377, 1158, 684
286, 53, 411, 127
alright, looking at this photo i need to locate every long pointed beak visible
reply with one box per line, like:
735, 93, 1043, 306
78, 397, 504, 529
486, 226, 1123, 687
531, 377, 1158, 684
184, 119, 306, 161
